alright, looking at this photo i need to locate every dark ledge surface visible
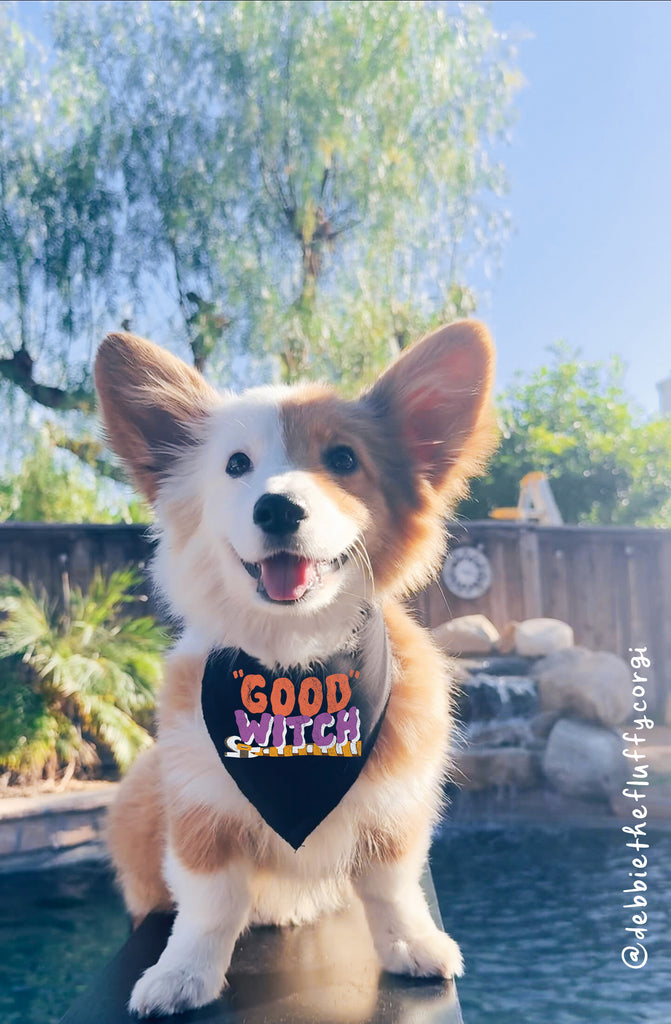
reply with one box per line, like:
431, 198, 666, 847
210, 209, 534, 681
60, 867, 463, 1024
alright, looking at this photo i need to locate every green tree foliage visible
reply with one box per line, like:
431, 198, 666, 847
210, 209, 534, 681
0, 7, 117, 413
0, 0, 519, 428
0, 569, 167, 781
459, 347, 671, 526
0, 432, 149, 523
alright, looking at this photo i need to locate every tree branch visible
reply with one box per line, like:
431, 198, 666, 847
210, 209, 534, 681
0, 348, 96, 414
47, 427, 128, 483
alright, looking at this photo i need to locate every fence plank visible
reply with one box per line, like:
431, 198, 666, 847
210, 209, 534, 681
519, 529, 543, 619
537, 535, 570, 624
486, 540, 508, 629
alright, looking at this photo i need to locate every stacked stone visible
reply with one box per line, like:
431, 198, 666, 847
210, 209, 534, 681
433, 615, 635, 806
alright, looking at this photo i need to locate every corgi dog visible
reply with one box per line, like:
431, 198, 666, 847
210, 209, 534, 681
95, 320, 496, 1018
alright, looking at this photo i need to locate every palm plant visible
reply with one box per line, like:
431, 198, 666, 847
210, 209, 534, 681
0, 568, 168, 782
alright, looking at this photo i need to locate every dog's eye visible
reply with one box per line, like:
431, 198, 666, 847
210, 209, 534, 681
323, 445, 358, 475
226, 452, 252, 478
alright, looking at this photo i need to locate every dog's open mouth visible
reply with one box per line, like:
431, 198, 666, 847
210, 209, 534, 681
241, 552, 346, 603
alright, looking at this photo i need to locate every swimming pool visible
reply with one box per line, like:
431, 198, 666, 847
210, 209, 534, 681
1, 824, 669, 1023
433, 824, 671, 1024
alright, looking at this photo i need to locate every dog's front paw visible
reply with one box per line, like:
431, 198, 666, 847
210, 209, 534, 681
129, 961, 225, 1018
380, 928, 464, 980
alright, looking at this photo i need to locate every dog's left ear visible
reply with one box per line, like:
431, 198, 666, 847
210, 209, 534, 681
95, 331, 218, 503
365, 319, 496, 491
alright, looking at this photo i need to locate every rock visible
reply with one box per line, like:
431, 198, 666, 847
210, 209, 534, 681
497, 620, 519, 654
611, 782, 671, 820
450, 660, 474, 686
432, 615, 500, 655
528, 710, 562, 741
455, 747, 541, 791
514, 618, 574, 657
635, 725, 671, 775
459, 655, 535, 677
462, 719, 537, 749
533, 646, 631, 727
455, 673, 538, 724
542, 718, 624, 799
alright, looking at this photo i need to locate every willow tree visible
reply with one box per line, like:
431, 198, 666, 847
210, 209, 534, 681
0, 1, 520, 464
0, 7, 117, 416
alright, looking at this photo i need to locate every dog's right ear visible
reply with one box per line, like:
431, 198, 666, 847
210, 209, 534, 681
94, 332, 218, 503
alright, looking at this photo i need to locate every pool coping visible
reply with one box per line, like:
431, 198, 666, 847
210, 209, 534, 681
0, 783, 118, 819
0, 783, 117, 874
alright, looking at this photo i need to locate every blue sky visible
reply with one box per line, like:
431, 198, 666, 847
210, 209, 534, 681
14, 1, 671, 414
482, 0, 671, 413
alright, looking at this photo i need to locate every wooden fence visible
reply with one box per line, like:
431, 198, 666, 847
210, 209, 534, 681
0, 523, 156, 609
1, 520, 669, 714
414, 521, 671, 717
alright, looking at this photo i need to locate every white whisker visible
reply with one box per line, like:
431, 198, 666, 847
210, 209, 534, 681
352, 536, 375, 603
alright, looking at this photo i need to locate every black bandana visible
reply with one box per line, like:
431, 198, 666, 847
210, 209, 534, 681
201, 606, 391, 849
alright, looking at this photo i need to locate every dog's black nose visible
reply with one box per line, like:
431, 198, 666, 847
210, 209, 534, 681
253, 493, 307, 535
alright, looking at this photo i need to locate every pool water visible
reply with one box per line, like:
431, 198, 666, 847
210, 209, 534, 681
0, 863, 128, 1024
1, 825, 669, 1024
433, 824, 671, 1024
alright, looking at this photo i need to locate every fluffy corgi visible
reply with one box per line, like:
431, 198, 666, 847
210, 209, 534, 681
95, 320, 496, 1018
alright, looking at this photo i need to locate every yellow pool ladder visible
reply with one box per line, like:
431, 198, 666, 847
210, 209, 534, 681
490, 471, 563, 526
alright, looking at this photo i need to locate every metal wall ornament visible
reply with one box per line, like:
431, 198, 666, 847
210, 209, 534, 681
442, 545, 492, 600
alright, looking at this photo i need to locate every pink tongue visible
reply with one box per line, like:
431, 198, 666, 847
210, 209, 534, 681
260, 554, 317, 602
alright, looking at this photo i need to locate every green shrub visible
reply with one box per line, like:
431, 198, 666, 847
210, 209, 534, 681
0, 568, 168, 782
0, 432, 150, 524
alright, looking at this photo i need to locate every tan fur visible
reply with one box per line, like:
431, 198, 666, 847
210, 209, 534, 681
105, 745, 172, 919
169, 806, 245, 875
94, 332, 218, 502
163, 495, 204, 552
366, 601, 454, 785
355, 821, 417, 868
160, 653, 207, 723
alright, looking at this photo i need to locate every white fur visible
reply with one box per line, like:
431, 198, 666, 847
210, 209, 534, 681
130, 854, 251, 1016
354, 851, 464, 980
152, 388, 369, 666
